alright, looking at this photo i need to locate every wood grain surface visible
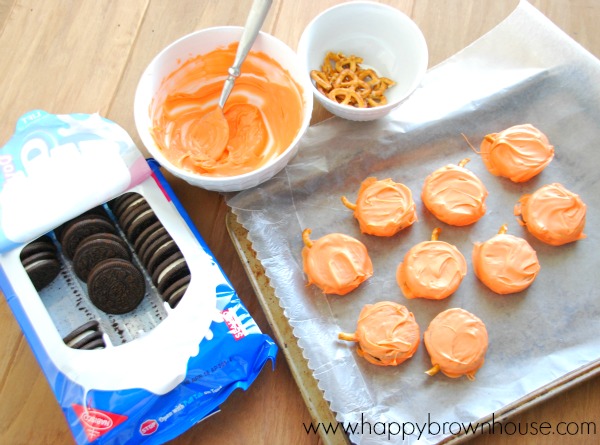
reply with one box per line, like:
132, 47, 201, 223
0, 1, 598, 444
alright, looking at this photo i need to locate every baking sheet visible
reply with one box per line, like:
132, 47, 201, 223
227, 1, 600, 444
226, 211, 600, 445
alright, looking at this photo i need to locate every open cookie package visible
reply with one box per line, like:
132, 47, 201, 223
0, 111, 277, 444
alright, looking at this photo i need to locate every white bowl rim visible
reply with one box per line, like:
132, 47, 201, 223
134, 26, 314, 189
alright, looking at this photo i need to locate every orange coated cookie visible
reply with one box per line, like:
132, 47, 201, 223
338, 301, 420, 366
473, 224, 541, 295
302, 229, 373, 295
422, 158, 488, 226
341, 177, 417, 236
480, 124, 554, 183
424, 308, 488, 381
514, 183, 587, 246
396, 228, 467, 300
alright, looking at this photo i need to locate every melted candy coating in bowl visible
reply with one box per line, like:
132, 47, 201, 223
135, 27, 313, 192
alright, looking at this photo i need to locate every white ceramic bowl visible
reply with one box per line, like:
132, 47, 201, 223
134, 27, 313, 192
297, 1, 428, 121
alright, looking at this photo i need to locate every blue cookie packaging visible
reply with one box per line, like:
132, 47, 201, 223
0, 110, 278, 444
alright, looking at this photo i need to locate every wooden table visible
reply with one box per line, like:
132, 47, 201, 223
1, 1, 598, 444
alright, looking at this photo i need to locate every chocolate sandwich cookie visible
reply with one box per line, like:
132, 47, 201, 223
60, 215, 117, 259
77, 232, 129, 252
161, 274, 190, 308
137, 225, 169, 263
108, 191, 134, 209
141, 233, 175, 272
119, 201, 151, 232
152, 251, 190, 293
21, 250, 61, 291
133, 220, 164, 253
87, 258, 146, 314
21, 242, 56, 259
20, 235, 56, 259
82, 205, 111, 220
109, 192, 140, 215
72, 233, 131, 282
112, 192, 146, 219
62, 320, 106, 350
55, 207, 111, 241
125, 206, 159, 244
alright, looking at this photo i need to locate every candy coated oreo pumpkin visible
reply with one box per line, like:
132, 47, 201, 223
302, 229, 373, 295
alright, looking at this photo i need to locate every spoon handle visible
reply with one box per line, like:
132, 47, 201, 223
219, 0, 273, 108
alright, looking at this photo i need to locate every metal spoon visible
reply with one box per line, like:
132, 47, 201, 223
219, 0, 273, 108
195, 0, 273, 161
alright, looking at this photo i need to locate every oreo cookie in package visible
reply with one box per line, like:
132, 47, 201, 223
0, 111, 277, 444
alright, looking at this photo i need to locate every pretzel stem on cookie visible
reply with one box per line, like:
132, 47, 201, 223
341, 195, 357, 210
302, 228, 314, 248
338, 332, 358, 342
425, 363, 441, 376
458, 158, 471, 168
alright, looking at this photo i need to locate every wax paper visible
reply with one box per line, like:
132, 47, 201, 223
227, 1, 600, 443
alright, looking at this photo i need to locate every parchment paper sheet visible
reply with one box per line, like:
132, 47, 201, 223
227, 1, 600, 443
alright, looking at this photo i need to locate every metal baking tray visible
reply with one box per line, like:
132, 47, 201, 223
226, 210, 600, 444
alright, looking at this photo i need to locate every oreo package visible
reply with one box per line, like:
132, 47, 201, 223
0, 111, 278, 444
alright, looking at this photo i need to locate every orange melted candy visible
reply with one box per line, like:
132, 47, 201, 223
514, 183, 587, 246
338, 301, 420, 366
396, 228, 467, 300
473, 224, 540, 295
422, 158, 488, 226
424, 308, 488, 381
150, 43, 305, 177
341, 177, 417, 237
480, 124, 554, 183
302, 229, 373, 295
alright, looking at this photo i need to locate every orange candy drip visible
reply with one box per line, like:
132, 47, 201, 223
424, 308, 488, 381
150, 43, 305, 177
341, 177, 417, 237
422, 159, 488, 226
480, 124, 554, 183
473, 224, 541, 295
338, 301, 420, 366
302, 229, 373, 295
396, 228, 467, 300
514, 183, 587, 246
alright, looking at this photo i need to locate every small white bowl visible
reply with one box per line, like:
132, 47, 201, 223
297, 1, 428, 121
134, 27, 313, 192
